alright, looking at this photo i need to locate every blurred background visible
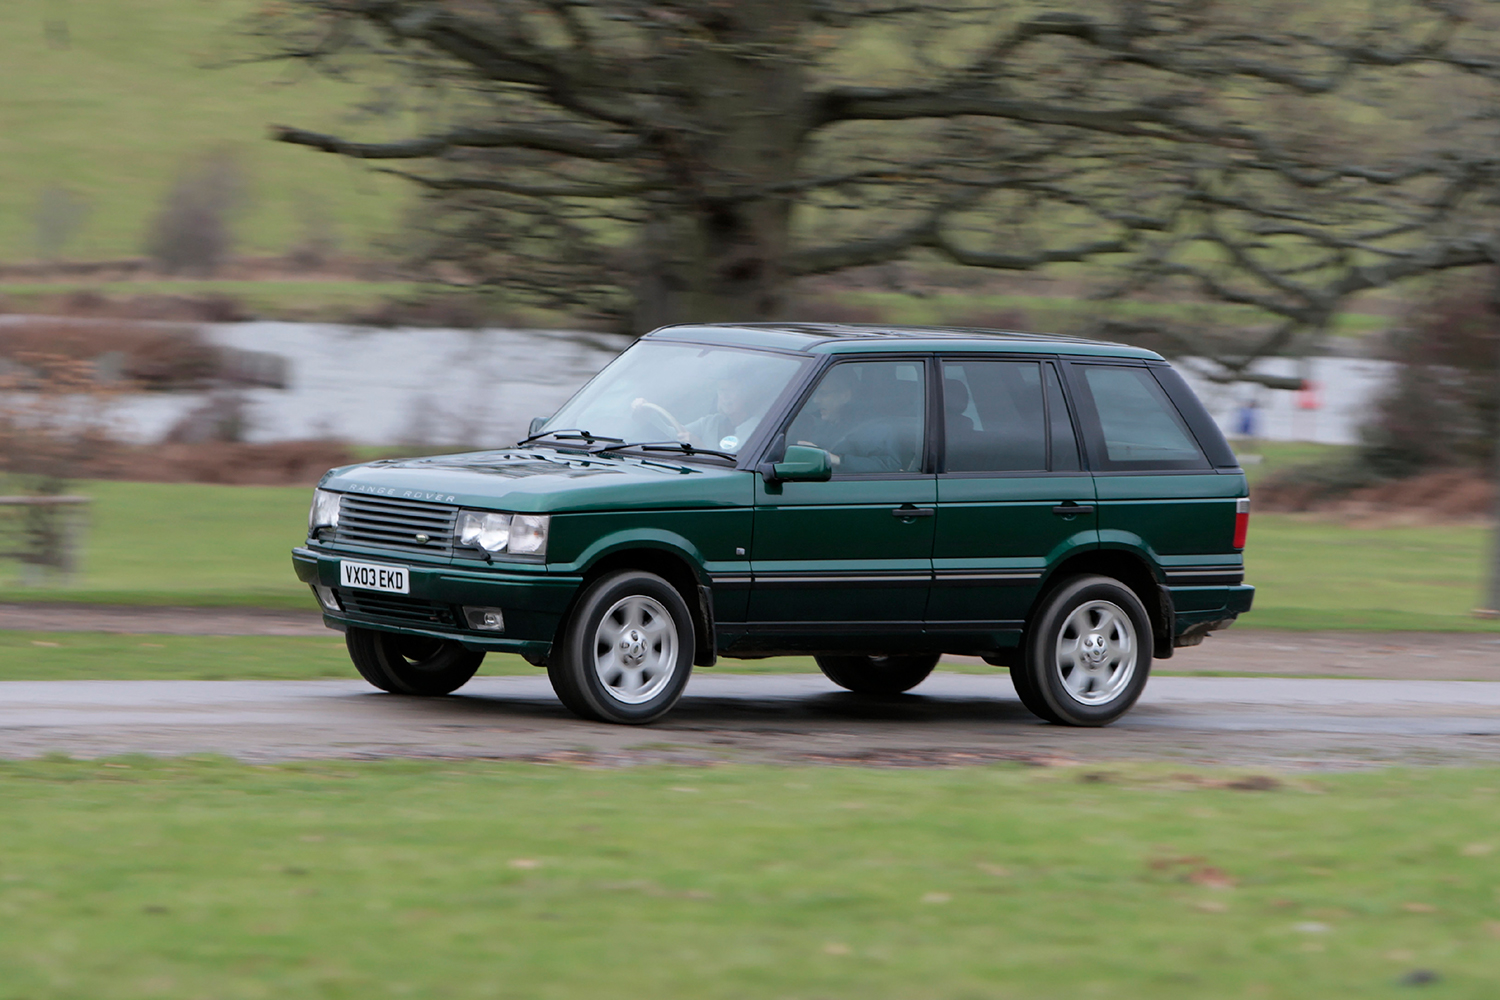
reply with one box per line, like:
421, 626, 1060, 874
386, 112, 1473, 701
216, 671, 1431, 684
6, 6, 1500, 999
1, 0, 1497, 625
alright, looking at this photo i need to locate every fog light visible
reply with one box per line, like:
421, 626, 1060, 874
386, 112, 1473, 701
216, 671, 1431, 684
464, 607, 505, 632
313, 585, 341, 612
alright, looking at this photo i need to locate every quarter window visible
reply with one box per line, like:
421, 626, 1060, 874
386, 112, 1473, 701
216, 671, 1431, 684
1078, 365, 1207, 468
785, 361, 925, 474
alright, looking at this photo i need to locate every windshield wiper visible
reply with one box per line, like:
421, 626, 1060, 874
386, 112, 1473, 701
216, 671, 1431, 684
595, 440, 739, 462
518, 428, 624, 446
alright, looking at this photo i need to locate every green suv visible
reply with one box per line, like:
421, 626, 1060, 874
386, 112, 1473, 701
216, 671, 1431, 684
293, 324, 1252, 726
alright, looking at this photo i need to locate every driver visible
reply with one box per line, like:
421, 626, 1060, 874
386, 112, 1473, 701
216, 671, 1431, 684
787, 368, 905, 473
631, 376, 762, 452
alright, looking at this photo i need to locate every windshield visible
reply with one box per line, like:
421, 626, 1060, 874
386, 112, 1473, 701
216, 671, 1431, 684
538, 342, 808, 456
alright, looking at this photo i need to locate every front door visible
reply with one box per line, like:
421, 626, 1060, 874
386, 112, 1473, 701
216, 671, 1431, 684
929, 359, 1098, 645
748, 359, 935, 643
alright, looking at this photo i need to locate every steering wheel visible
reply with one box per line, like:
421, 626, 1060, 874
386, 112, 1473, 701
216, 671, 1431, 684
631, 398, 684, 440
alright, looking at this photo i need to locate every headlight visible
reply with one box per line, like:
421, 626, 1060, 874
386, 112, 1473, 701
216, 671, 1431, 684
457, 511, 511, 552
454, 511, 548, 556
309, 489, 341, 532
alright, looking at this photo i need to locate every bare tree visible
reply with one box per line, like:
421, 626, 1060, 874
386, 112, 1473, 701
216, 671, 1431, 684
255, 2, 1500, 368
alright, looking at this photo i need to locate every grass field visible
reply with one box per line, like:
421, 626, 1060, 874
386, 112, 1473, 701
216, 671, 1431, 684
1, 479, 1495, 631
0, 0, 415, 261
1, 756, 1497, 999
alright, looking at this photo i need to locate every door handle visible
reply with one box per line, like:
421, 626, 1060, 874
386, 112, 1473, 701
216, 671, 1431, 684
891, 505, 935, 519
1052, 502, 1095, 518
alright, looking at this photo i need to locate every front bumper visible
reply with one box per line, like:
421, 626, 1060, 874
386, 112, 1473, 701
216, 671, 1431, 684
292, 547, 581, 655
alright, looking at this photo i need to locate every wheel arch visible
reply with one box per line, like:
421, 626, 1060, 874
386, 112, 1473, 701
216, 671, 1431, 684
556, 541, 716, 667
1031, 547, 1173, 659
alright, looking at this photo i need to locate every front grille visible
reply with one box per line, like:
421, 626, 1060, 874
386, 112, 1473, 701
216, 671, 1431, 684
338, 591, 459, 627
334, 495, 457, 557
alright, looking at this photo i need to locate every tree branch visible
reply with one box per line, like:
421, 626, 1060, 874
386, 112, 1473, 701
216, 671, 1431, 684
270, 123, 641, 160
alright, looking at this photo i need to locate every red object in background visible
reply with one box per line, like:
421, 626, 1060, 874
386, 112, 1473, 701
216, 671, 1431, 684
1296, 379, 1322, 410
1233, 498, 1250, 549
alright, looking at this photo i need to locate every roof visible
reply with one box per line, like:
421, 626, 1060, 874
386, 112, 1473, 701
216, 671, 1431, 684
644, 323, 1163, 360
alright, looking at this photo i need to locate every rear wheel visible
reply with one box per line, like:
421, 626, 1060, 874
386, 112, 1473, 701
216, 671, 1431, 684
548, 570, 694, 724
815, 653, 939, 695
345, 627, 485, 696
1016, 575, 1151, 726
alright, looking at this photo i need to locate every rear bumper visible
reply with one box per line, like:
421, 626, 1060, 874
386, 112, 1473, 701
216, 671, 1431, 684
292, 547, 580, 655
1170, 583, 1254, 640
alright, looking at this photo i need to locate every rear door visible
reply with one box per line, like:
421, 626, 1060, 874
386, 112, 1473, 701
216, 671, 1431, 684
928, 358, 1097, 642
748, 358, 935, 640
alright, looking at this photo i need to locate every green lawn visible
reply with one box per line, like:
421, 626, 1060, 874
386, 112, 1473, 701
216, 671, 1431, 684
0, 631, 539, 681
0, 0, 407, 261
1, 757, 1497, 999
0, 480, 314, 608
1, 480, 1496, 631
1244, 515, 1500, 631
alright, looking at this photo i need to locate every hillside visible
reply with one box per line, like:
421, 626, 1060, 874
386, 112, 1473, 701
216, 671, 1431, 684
0, 0, 410, 263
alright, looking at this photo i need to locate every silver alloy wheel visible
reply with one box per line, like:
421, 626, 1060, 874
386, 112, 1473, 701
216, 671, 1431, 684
1054, 599, 1137, 705
592, 594, 679, 705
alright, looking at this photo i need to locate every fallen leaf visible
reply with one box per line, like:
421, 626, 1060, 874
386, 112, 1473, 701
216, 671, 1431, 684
1149, 854, 1207, 871
509, 858, 542, 870
921, 892, 951, 904
822, 942, 851, 956
1401, 903, 1437, 914
976, 863, 1010, 877
1460, 843, 1493, 857
1194, 900, 1228, 913
1188, 866, 1236, 890
30, 641, 59, 648
1385, 950, 1416, 962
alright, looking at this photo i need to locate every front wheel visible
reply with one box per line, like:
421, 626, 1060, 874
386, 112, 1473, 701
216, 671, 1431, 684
815, 653, 939, 695
548, 570, 695, 724
345, 627, 485, 696
1016, 575, 1152, 726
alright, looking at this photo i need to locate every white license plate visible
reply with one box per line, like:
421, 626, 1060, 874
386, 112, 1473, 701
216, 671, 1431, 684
340, 560, 410, 594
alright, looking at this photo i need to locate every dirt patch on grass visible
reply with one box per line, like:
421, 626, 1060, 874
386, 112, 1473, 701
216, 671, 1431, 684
1256, 468, 1494, 524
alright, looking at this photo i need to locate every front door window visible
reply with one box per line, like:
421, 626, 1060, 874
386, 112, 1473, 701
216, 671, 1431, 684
785, 360, 926, 474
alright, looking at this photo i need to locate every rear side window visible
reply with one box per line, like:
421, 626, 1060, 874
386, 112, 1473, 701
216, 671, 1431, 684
940, 360, 1082, 473
1074, 365, 1208, 470
942, 361, 1046, 472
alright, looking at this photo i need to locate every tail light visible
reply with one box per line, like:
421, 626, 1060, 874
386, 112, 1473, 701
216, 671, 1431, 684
1232, 497, 1250, 549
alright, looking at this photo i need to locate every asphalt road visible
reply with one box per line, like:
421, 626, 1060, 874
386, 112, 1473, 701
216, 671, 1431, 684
3, 673, 1499, 769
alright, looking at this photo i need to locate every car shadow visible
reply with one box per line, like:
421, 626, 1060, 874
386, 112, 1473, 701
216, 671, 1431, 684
391, 685, 1047, 728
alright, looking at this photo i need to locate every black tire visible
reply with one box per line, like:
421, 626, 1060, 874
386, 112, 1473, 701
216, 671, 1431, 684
1017, 574, 1152, 726
1006, 656, 1061, 723
815, 653, 939, 695
345, 627, 485, 696
548, 570, 694, 724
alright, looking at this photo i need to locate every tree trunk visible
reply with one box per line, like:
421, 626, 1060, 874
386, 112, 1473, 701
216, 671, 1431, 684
1487, 275, 1500, 613
629, 2, 809, 334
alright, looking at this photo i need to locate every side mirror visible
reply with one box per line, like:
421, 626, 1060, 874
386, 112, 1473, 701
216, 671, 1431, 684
767, 445, 832, 483
527, 416, 546, 437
